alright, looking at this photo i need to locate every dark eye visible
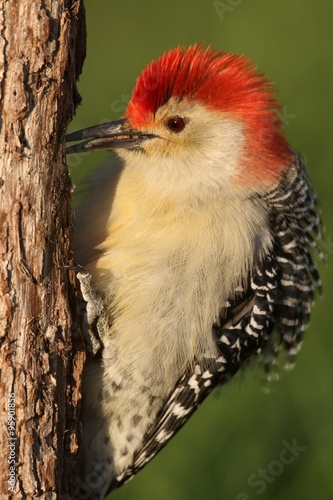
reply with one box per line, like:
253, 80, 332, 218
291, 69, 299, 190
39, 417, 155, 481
166, 116, 186, 133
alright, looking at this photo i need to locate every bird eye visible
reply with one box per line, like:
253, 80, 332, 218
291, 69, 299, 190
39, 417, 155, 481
166, 116, 186, 133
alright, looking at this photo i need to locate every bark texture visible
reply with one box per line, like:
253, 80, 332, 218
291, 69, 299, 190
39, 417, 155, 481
0, 1, 86, 498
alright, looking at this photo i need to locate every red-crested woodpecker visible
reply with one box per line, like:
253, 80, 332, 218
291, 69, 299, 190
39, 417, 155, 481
66, 45, 322, 499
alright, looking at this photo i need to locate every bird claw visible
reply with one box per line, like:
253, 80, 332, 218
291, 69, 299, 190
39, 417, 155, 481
77, 270, 109, 356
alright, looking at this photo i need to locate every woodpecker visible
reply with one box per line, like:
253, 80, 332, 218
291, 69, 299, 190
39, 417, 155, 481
66, 45, 321, 499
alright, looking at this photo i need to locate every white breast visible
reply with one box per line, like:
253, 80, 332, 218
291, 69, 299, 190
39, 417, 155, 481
87, 165, 272, 397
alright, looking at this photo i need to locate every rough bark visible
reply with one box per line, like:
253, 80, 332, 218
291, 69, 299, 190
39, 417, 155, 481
0, 1, 86, 498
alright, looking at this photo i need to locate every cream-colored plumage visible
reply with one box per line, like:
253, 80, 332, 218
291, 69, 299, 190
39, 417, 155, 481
82, 164, 271, 381
75, 103, 273, 395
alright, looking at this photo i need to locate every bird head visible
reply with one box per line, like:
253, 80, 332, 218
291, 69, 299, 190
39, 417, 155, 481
66, 45, 292, 194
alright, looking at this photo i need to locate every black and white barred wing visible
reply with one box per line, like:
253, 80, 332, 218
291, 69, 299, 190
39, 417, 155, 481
262, 153, 322, 368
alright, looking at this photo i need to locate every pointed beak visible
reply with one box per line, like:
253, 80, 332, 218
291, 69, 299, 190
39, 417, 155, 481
66, 118, 156, 154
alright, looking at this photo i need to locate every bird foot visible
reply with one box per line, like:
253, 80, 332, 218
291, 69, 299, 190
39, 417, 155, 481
77, 269, 109, 356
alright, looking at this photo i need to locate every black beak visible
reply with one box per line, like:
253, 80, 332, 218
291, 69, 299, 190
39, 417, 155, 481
66, 118, 156, 154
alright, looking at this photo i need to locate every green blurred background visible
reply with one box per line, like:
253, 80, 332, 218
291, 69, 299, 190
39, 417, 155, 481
68, 1, 333, 499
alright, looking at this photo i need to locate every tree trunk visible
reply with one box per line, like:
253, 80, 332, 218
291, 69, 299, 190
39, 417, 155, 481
0, 1, 86, 498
